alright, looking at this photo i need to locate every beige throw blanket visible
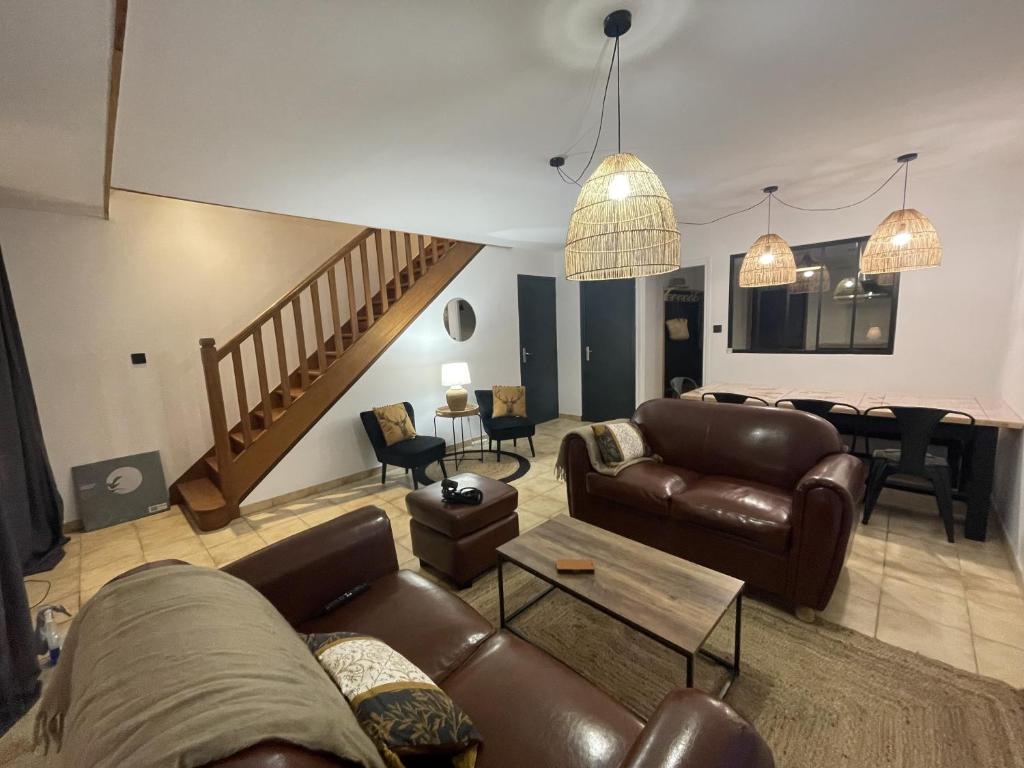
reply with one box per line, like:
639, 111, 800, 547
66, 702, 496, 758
554, 419, 658, 481
34, 564, 386, 768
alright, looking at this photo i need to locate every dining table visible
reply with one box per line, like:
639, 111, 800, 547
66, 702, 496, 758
681, 384, 1024, 541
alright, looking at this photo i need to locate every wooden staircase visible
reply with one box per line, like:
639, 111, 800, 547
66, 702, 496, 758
171, 227, 484, 530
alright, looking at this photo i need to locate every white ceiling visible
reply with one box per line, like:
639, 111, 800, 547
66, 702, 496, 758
11, 1, 1024, 242
0, 0, 113, 215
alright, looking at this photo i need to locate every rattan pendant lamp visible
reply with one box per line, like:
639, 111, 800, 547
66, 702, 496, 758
861, 153, 941, 274
739, 186, 796, 287
563, 10, 680, 281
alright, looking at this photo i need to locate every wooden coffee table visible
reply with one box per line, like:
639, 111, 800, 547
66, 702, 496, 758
497, 516, 744, 697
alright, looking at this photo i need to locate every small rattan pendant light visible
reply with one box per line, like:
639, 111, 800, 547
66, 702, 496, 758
739, 186, 796, 288
861, 153, 941, 274
563, 10, 680, 281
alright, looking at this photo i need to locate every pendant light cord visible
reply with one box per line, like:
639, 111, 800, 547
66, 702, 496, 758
767, 193, 772, 234
771, 165, 903, 212
902, 161, 909, 209
616, 36, 622, 154
558, 35, 622, 186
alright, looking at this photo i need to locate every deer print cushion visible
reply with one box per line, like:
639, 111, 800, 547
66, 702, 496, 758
592, 422, 652, 466
305, 632, 481, 768
373, 403, 417, 446
491, 385, 527, 418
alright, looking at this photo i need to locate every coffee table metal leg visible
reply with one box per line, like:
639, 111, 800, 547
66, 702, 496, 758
498, 558, 506, 628
734, 592, 742, 675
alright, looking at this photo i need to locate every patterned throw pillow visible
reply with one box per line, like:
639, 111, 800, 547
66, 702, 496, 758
491, 385, 527, 418
305, 632, 481, 768
373, 404, 417, 446
592, 422, 651, 466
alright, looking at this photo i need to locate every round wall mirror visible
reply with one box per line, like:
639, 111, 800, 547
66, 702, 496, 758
443, 298, 476, 341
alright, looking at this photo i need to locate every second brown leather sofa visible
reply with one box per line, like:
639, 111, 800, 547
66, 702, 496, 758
564, 398, 865, 615
206, 508, 775, 768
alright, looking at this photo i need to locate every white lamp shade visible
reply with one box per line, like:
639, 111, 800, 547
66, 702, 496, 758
441, 362, 471, 387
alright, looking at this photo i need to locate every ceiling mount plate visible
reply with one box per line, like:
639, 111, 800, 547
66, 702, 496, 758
604, 9, 632, 38
763, 185, 779, 194
897, 152, 918, 163
549, 156, 566, 168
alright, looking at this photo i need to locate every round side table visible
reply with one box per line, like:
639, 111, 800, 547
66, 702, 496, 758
434, 405, 485, 470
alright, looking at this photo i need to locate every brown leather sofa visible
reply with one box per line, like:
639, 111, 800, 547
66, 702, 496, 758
564, 399, 865, 614
181, 508, 774, 768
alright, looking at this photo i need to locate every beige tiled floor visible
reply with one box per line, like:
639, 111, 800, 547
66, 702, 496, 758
25, 417, 1023, 687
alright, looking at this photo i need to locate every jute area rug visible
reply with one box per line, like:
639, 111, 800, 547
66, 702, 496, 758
454, 566, 1024, 768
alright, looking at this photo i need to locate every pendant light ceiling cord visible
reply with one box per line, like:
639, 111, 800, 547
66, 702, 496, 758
616, 36, 622, 154
767, 192, 772, 234
771, 165, 902, 212
902, 160, 909, 209
558, 35, 621, 186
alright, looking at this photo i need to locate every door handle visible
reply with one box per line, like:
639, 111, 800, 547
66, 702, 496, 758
585, 346, 591, 362
521, 347, 531, 364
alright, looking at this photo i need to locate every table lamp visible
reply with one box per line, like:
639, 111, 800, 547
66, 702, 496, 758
441, 362, 471, 411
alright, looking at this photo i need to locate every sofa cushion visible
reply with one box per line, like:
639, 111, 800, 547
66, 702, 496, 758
297, 570, 492, 683
670, 476, 793, 554
586, 464, 699, 516
441, 632, 643, 768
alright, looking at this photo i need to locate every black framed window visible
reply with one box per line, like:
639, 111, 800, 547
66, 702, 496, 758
728, 236, 899, 354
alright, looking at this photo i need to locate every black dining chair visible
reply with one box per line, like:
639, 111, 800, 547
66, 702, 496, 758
861, 406, 976, 543
668, 377, 699, 397
775, 398, 861, 453
701, 392, 770, 406
475, 389, 535, 460
359, 402, 447, 489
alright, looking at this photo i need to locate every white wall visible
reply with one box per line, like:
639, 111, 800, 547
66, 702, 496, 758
683, 153, 1022, 397
556, 271, 581, 416
249, 247, 559, 502
1, 190, 561, 520
994, 219, 1024, 574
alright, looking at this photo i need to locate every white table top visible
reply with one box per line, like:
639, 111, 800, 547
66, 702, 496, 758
682, 384, 1023, 430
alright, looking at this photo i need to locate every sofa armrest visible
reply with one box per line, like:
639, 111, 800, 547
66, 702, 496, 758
563, 433, 595, 516
796, 452, 866, 502
619, 689, 774, 768
223, 507, 399, 626
790, 453, 866, 610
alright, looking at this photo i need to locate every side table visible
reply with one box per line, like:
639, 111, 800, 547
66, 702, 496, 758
434, 405, 485, 470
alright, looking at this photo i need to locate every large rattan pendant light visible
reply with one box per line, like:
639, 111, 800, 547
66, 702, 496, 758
861, 153, 941, 274
739, 186, 796, 288
563, 10, 680, 281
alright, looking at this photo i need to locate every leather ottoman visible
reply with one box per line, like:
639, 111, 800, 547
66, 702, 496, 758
406, 472, 519, 588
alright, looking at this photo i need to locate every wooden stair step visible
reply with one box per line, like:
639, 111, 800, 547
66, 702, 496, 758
253, 406, 286, 427
178, 478, 232, 532
230, 427, 266, 451
204, 454, 220, 475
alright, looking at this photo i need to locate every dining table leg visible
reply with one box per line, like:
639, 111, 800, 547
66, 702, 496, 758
964, 425, 998, 541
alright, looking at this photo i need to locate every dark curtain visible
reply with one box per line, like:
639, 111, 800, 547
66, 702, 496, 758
0, 244, 64, 730
0, 245, 66, 574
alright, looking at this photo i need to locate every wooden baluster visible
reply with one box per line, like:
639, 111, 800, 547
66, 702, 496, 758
251, 326, 273, 428
417, 235, 427, 279
200, 338, 232, 472
344, 250, 359, 340
360, 238, 374, 329
389, 230, 402, 301
231, 346, 253, 447
436, 238, 447, 261
292, 296, 310, 389
271, 311, 291, 407
374, 229, 388, 313
404, 233, 416, 288
327, 265, 344, 352
309, 280, 328, 374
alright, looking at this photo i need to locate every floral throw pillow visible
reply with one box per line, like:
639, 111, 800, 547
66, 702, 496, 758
373, 404, 417, 447
305, 632, 481, 768
491, 385, 527, 418
591, 422, 651, 466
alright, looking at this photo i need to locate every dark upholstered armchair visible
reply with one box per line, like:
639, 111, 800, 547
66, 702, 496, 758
359, 402, 447, 489
475, 389, 536, 460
